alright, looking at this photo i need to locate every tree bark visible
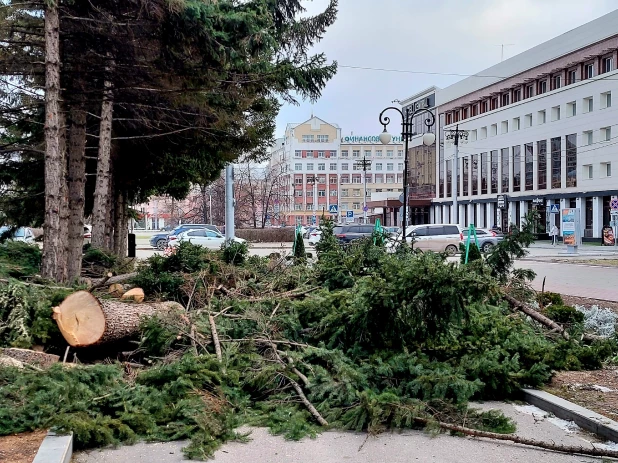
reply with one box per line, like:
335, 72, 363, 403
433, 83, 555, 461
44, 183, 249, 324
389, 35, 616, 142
113, 189, 123, 256
504, 294, 570, 340
118, 191, 128, 256
66, 104, 87, 282
41, 4, 67, 282
91, 72, 114, 250
0, 348, 59, 368
53, 290, 176, 347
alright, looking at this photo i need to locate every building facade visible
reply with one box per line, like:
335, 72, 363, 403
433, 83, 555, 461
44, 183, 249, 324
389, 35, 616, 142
430, 10, 618, 239
270, 116, 404, 226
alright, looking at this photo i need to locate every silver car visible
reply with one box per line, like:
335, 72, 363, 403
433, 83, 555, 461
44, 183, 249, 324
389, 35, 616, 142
462, 228, 503, 252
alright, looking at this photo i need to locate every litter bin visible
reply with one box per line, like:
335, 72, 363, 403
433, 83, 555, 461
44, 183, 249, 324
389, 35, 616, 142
128, 233, 136, 257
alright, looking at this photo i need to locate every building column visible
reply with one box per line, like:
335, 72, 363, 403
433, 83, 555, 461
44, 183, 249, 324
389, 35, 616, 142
593, 196, 603, 238
559, 198, 568, 236
575, 197, 584, 239
508, 200, 515, 228
487, 203, 494, 229
520, 201, 528, 229
476, 203, 483, 228
532, 141, 539, 191
508, 147, 514, 194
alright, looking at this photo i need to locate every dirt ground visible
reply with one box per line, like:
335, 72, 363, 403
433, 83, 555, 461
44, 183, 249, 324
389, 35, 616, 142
0, 429, 46, 463
561, 294, 618, 313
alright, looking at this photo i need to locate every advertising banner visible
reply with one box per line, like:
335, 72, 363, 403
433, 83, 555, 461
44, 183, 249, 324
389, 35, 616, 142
561, 208, 579, 246
603, 226, 615, 246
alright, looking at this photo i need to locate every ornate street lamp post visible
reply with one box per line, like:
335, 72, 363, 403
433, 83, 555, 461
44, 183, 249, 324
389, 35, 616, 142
354, 156, 372, 223
378, 106, 435, 239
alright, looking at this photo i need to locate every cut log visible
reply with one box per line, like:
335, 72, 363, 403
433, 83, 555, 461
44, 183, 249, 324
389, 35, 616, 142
109, 283, 124, 297
0, 355, 24, 368
53, 290, 173, 347
84, 272, 138, 289
0, 348, 59, 368
504, 294, 570, 340
121, 287, 145, 303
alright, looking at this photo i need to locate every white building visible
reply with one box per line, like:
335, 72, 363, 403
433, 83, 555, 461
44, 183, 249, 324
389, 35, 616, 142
431, 9, 618, 240
269, 116, 404, 226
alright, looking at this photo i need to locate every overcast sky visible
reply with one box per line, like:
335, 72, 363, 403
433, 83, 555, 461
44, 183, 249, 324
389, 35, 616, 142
275, 0, 617, 138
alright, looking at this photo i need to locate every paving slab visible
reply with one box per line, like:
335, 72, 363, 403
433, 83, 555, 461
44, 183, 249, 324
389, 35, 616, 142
74, 402, 603, 463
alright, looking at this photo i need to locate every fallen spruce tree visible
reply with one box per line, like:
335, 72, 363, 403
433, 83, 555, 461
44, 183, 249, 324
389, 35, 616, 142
1, 213, 618, 460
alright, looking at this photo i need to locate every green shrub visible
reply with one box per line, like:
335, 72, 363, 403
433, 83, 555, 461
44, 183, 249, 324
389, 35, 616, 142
460, 242, 482, 264
537, 292, 563, 307
0, 241, 42, 278
544, 305, 584, 326
221, 241, 249, 265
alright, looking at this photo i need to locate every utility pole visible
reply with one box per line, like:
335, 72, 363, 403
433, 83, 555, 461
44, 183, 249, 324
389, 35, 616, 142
355, 156, 372, 224
453, 125, 459, 226
225, 164, 235, 241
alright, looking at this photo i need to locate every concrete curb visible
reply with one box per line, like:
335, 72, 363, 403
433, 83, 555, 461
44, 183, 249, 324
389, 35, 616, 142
523, 388, 618, 442
33, 431, 73, 463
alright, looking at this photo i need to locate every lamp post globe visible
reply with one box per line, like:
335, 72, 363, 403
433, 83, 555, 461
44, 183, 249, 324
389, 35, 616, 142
422, 132, 436, 146
379, 130, 392, 145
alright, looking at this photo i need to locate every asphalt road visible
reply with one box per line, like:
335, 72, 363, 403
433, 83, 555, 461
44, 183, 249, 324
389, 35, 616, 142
74, 402, 605, 463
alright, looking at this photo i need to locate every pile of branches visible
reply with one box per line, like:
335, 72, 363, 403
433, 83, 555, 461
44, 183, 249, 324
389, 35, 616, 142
2, 216, 618, 460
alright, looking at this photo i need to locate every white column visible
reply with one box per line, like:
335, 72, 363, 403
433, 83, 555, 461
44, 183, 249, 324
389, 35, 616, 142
476, 203, 483, 228
487, 202, 494, 229
559, 198, 568, 236
520, 201, 528, 229
468, 203, 474, 227
593, 196, 603, 238
575, 197, 584, 239
508, 201, 515, 228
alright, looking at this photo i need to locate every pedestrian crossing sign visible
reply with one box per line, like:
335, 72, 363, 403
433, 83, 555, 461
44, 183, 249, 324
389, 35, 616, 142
328, 205, 338, 214
549, 204, 560, 214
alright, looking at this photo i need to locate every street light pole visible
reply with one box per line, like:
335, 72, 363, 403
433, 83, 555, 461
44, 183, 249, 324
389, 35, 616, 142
378, 106, 436, 240
355, 156, 372, 224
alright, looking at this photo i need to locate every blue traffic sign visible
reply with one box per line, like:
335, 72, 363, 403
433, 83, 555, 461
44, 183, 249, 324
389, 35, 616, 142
346, 210, 354, 218
549, 204, 560, 214
328, 204, 338, 214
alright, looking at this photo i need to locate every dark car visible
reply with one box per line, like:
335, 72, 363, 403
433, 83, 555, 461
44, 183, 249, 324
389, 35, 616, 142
333, 224, 375, 243
149, 224, 220, 250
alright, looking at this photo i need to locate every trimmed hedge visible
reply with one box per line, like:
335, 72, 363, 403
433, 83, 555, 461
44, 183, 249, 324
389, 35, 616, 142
235, 228, 296, 242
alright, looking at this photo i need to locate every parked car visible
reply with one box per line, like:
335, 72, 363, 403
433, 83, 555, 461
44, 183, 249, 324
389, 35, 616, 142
308, 230, 322, 245
303, 226, 318, 239
169, 229, 245, 249
462, 228, 503, 252
149, 224, 220, 250
333, 224, 375, 243
383, 226, 401, 238
84, 225, 92, 245
388, 224, 463, 254
0, 226, 35, 243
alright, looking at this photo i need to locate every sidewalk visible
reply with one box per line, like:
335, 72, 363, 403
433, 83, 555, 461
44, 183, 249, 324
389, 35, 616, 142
525, 242, 618, 259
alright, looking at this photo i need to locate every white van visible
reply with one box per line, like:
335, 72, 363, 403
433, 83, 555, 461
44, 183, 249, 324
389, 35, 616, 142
389, 224, 464, 254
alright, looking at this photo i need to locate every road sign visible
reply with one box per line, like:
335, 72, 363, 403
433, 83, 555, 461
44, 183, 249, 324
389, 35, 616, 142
312, 215, 316, 225
611, 196, 618, 210
346, 210, 354, 222
549, 204, 560, 214
399, 193, 405, 204
497, 195, 507, 210
363, 206, 368, 212
328, 204, 338, 214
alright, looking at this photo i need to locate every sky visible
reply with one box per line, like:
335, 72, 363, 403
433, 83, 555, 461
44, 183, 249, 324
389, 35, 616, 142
275, 0, 618, 138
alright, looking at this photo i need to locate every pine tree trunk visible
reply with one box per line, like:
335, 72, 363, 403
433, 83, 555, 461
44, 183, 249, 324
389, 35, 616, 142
119, 191, 128, 256
66, 104, 87, 282
53, 291, 177, 347
112, 189, 126, 256
58, 109, 69, 282
105, 178, 115, 252
41, 4, 66, 282
91, 74, 114, 250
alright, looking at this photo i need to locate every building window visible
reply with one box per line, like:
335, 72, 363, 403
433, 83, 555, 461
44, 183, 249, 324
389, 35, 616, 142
584, 97, 593, 113
524, 114, 532, 128
462, 157, 469, 196
603, 57, 613, 73
490, 124, 497, 136
602, 127, 612, 141
568, 69, 577, 85
352, 189, 360, 197
585, 63, 594, 79
295, 163, 302, 171
387, 163, 394, 171
501, 93, 510, 106
552, 75, 561, 90
341, 150, 348, 157
317, 135, 328, 143
376, 150, 382, 157
537, 140, 547, 190
295, 178, 303, 185
446, 113, 453, 125
584, 165, 593, 180
330, 177, 337, 184
352, 203, 360, 210
302, 135, 314, 142
330, 189, 337, 196
470, 130, 477, 141
446, 160, 452, 196
551, 137, 561, 189
318, 163, 325, 171
513, 117, 520, 131
306, 190, 313, 197
331, 151, 337, 158
602, 91, 612, 109
525, 143, 534, 191
513, 88, 522, 103
538, 80, 547, 94
306, 204, 314, 211
341, 163, 349, 170
471, 154, 479, 196
294, 204, 302, 211
538, 110, 546, 124
353, 150, 360, 158
501, 121, 508, 134
481, 152, 488, 194
397, 150, 403, 157
603, 162, 612, 177
491, 97, 498, 110
375, 163, 383, 171
318, 151, 325, 158
481, 100, 489, 113
583, 130, 593, 145
512, 146, 521, 192
386, 175, 395, 184
341, 189, 349, 197
318, 190, 326, 197
480, 127, 487, 139
364, 150, 372, 158
295, 190, 303, 197
472, 104, 479, 116
525, 84, 534, 99
551, 105, 561, 121
491, 150, 499, 194
329, 163, 337, 171
387, 150, 394, 157
306, 163, 314, 171
294, 150, 301, 157
307, 150, 314, 158
566, 101, 576, 117
397, 163, 403, 171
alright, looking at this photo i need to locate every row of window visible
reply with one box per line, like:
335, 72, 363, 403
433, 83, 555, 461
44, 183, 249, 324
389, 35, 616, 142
294, 189, 373, 198
294, 162, 404, 171
292, 149, 405, 158
468, 92, 612, 140
293, 175, 402, 185
445, 53, 615, 125
583, 162, 612, 180
301, 135, 330, 143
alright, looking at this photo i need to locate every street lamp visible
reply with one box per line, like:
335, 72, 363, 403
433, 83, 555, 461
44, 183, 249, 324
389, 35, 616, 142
378, 106, 435, 240
306, 175, 318, 225
355, 156, 372, 224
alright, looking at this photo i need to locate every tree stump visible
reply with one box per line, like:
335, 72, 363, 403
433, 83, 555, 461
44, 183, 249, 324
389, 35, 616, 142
52, 290, 177, 347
